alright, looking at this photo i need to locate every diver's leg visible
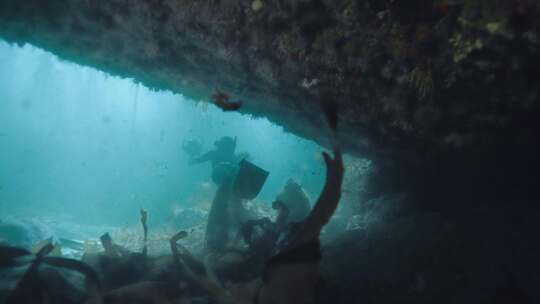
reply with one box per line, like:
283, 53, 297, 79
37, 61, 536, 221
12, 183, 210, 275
205, 179, 232, 252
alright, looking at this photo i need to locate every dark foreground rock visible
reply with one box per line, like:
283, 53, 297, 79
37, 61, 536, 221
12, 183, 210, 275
320, 205, 540, 303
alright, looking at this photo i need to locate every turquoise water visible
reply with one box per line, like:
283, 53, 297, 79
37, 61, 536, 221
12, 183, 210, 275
0, 41, 326, 229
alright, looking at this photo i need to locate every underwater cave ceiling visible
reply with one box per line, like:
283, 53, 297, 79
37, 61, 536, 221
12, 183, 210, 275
1, 1, 539, 173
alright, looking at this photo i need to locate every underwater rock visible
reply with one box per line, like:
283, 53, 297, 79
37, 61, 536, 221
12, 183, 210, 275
0, 243, 101, 304
1, 264, 90, 304
0, 0, 538, 170
240, 199, 275, 222
0, 218, 51, 249
344, 195, 404, 233
320, 207, 540, 304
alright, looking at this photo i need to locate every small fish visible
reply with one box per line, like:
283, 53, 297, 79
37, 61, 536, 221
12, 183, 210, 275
0, 133, 6, 137
211, 89, 242, 111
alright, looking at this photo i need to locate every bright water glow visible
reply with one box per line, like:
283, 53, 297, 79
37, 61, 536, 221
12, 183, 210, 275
0, 41, 325, 225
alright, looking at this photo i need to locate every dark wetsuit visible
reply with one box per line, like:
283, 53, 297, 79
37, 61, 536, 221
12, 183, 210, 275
190, 143, 241, 252
191, 150, 238, 185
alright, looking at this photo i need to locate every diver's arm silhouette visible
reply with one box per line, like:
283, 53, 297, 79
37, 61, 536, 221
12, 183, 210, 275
254, 148, 344, 304
288, 148, 344, 248
189, 151, 215, 165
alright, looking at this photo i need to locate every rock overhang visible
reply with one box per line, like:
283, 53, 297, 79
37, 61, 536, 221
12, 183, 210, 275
1, 0, 539, 199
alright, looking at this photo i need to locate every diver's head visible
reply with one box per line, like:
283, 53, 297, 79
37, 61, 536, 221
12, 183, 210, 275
214, 136, 236, 154
100, 233, 113, 247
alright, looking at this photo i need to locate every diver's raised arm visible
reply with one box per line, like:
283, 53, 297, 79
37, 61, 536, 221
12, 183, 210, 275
288, 148, 344, 248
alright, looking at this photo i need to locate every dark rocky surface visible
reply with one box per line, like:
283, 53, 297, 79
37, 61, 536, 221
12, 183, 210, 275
2, 0, 539, 207
320, 205, 540, 303
1, 1, 538, 161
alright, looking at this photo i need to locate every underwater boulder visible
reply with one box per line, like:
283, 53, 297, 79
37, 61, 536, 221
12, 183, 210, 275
320, 207, 540, 303
0, 218, 51, 249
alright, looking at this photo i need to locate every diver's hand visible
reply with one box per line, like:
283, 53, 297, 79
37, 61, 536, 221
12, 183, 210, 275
237, 152, 252, 162
322, 148, 344, 188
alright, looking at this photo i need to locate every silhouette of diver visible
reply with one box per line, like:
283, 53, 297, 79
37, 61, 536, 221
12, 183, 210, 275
189, 136, 245, 252
189, 136, 240, 185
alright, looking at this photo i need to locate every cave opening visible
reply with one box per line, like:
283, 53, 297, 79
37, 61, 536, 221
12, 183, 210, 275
0, 40, 374, 246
